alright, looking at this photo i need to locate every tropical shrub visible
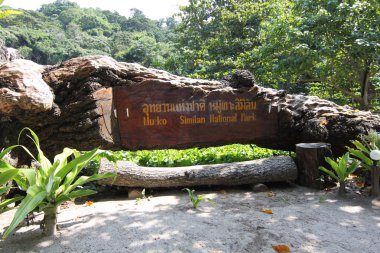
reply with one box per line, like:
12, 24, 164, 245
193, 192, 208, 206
1, 128, 116, 238
319, 152, 359, 196
348, 131, 380, 170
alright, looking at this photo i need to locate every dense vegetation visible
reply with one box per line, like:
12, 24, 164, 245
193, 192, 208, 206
0, 0, 379, 110
86, 144, 289, 171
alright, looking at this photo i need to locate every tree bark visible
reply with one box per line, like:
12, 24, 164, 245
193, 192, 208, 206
0, 56, 379, 160
98, 156, 297, 188
296, 143, 332, 189
360, 64, 371, 110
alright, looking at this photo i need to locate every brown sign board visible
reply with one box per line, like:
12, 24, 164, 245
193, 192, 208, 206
113, 81, 279, 150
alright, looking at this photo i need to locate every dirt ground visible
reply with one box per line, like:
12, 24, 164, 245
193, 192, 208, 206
1, 183, 379, 253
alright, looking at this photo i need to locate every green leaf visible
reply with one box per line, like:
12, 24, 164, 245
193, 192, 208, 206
63, 172, 115, 195
19, 128, 51, 172
56, 148, 100, 182
0, 195, 24, 213
53, 148, 73, 172
348, 148, 372, 165
0, 160, 16, 172
3, 187, 47, 239
351, 140, 370, 155
0, 169, 18, 185
0, 185, 11, 195
319, 166, 340, 182
56, 189, 97, 207
0, 145, 20, 159
16, 169, 36, 188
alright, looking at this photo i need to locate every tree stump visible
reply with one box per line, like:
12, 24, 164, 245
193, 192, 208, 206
296, 143, 332, 189
98, 156, 297, 188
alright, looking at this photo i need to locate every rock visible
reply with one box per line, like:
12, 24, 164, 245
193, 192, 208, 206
128, 188, 144, 199
0, 59, 54, 114
251, 183, 269, 192
0, 39, 19, 63
221, 70, 256, 88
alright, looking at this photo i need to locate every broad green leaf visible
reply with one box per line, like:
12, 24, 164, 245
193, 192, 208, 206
0, 195, 24, 213
53, 148, 73, 172
0, 160, 16, 172
16, 169, 36, 188
319, 166, 340, 182
55, 189, 97, 206
56, 148, 100, 181
348, 148, 372, 165
0, 169, 18, 185
18, 128, 51, 172
63, 172, 116, 195
325, 157, 339, 172
3, 188, 47, 239
0, 145, 20, 159
351, 140, 370, 155
0, 185, 11, 195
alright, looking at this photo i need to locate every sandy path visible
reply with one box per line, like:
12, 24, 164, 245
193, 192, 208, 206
1, 184, 379, 253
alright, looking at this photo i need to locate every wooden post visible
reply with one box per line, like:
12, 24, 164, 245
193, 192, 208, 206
371, 163, 380, 196
296, 143, 332, 189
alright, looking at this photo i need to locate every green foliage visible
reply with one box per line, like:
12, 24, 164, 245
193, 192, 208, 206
348, 131, 380, 170
176, 0, 268, 79
86, 144, 288, 173
182, 188, 215, 208
1, 128, 116, 239
0, 145, 24, 213
319, 152, 359, 184
175, 0, 379, 110
0, 0, 22, 19
0, 0, 177, 67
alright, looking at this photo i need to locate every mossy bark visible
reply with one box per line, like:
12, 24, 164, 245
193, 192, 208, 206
41, 206, 58, 236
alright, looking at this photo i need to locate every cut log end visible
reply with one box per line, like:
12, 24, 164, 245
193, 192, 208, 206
98, 156, 297, 188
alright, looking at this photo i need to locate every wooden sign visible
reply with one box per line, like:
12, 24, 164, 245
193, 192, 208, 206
113, 80, 279, 150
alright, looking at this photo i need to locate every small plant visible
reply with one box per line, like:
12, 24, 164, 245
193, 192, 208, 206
1, 128, 116, 238
319, 195, 328, 203
182, 188, 215, 208
281, 195, 290, 204
135, 188, 152, 205
347, 131, 380, 170
319, 152, 359, 197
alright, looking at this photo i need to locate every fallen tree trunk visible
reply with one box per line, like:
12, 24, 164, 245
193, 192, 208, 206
98, 156, 297, 188
0, 55, 379, 159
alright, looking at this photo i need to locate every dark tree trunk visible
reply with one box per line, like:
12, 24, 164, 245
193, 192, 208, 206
296, 143, 332, 189
360, 64, 371, 110
338, 181, 346, 197
0, 56, 379, 161
98, 156, 297, 188
371, 164, 380, 196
